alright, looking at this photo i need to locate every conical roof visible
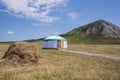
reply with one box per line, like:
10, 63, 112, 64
44, 34, 66, 41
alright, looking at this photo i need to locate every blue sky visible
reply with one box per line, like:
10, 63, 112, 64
0, 0, 120, 42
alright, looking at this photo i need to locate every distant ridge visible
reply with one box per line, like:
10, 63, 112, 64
66, 19, 120, 38
1, 19, 120, 44
62, 19, 120, 44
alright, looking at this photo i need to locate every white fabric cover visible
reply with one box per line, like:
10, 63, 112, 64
63, 41, 67, 48
42, 40, 67, 49
43, 41, 57, 48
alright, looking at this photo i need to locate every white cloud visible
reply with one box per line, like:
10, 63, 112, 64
67, 12, 79, 20
32, 23, 50, 26
8, 31, 14, 35
1, 0, 67, 23
55, 32, 59, 34
32, 23, 40, 26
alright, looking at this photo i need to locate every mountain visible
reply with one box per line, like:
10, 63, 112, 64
62, 19, 120, 44
66, 19, 120, 38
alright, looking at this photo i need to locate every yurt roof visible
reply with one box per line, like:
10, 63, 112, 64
44, 34, 67, 41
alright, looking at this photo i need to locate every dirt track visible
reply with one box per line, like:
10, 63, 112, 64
61, 50, 120, 61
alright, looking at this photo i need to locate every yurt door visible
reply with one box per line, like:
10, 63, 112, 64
60, 41, 64, 48
57, 40, 61, 48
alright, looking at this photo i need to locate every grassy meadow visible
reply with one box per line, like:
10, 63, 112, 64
63, 34, 120, 44
68, 44, 120, 57
0, 41, 120, 80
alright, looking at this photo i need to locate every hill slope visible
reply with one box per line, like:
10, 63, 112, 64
62, 20, 120, 44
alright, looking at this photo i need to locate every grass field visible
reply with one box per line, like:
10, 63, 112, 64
68, 44, 120, 57
0, 41, 120, 80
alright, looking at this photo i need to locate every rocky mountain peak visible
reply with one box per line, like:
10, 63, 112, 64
67, 19, 120, 38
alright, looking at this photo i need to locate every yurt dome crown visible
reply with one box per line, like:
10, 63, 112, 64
44, 34, 66, 41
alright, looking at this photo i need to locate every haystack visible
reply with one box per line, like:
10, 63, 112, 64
0, 42, 39, 66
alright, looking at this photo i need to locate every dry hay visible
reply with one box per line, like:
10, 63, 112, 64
0, 42, 39, 66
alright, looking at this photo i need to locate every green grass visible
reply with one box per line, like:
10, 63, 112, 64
0, 41, 120, 80
62, 33, 120, 44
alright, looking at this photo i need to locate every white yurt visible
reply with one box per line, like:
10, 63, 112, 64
42, 34, 67, 49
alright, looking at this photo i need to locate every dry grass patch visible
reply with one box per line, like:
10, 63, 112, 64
0, 42, 120, 80
68, 44, 120, 57
0, 42, 39, 66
